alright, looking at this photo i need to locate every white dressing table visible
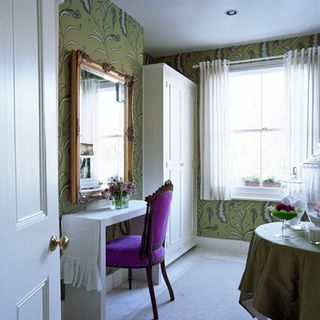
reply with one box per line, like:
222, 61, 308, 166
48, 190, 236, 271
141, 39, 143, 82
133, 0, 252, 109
62, 200, 147, 320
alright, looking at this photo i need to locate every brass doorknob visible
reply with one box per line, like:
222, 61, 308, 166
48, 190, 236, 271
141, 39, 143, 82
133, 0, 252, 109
49, 235, 69, 251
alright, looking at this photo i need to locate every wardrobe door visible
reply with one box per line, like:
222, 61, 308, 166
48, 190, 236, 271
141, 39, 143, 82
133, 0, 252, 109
144, 63, 197, 264
164, 76, 183, 250
181, 83, 196, 242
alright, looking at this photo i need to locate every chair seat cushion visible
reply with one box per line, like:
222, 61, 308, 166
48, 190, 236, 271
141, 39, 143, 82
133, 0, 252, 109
106, 235, 165, 268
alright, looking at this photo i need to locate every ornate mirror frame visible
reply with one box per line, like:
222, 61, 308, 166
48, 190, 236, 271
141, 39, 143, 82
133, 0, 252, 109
70, 50, 134, 203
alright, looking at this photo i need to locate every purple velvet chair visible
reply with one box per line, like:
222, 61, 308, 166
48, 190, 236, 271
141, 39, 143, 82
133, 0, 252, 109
106, 180, 175, 320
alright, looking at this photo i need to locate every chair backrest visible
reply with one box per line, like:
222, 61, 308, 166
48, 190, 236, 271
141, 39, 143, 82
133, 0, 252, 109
140, 180, 173, 260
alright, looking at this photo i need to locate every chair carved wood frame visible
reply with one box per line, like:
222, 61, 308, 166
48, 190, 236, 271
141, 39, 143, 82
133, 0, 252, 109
106, 180, 175, 320
140, 180, 175, 319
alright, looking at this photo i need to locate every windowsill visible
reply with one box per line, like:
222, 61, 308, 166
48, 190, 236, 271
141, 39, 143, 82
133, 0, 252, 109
230, 186, 281, 202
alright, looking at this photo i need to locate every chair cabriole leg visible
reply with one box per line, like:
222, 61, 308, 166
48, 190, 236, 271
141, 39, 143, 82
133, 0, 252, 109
146, 266, 159, 320
160, 260, 175, 301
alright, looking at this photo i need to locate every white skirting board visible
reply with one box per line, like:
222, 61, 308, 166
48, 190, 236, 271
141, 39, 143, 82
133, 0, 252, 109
196, 236, 249, 256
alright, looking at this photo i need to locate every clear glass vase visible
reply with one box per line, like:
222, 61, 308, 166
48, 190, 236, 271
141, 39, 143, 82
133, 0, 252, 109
112, 195, 129, 209
281, 170, 306, 231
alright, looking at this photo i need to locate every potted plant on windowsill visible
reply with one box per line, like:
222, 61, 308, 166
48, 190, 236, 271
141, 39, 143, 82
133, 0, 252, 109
262, 177, 281, 188
243, 176, 260, 187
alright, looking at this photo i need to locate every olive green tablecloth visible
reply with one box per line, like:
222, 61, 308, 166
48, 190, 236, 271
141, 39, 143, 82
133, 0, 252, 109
239, 222, 320, 320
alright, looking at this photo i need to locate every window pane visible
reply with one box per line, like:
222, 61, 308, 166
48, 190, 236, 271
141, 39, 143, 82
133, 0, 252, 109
229, 73, 261, 130
96, 86, 124, 184
261, 131, 286, 182
96, 137, 124, 183
230, 132, 260, 186
261, 69, 284, 129
99, 88, 124, 137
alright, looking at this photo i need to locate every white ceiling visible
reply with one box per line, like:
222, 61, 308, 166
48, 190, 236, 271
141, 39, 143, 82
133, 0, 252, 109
111, 0, 320, 57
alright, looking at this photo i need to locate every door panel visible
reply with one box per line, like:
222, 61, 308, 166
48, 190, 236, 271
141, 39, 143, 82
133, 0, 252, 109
14, 0, 44, 225
168, 81, 181, 162
181, 87, 194, 162
168, 169, 182, 246
17, 280, 49, 320
182, 168, 195, 238
166, 78, 182, 248
0, 0, 60, 319
181, 85, 196, 239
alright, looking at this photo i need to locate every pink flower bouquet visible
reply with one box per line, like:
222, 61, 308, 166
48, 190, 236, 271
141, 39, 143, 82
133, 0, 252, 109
102, 177, 136, 208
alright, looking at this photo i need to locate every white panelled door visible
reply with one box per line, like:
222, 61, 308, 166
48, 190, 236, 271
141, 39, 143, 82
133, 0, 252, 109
0, 0, 61, 319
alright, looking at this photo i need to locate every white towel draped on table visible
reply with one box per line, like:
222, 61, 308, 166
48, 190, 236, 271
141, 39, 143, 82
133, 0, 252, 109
61, 215, 102, 292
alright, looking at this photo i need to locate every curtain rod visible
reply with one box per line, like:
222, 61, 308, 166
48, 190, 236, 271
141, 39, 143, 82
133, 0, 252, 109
192, 55, 284, 69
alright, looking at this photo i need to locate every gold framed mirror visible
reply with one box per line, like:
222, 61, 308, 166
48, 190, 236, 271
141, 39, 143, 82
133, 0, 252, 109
70, 50, 134, 203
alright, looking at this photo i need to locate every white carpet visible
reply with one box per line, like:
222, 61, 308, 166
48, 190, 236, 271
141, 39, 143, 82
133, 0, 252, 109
131, 257, 251, 320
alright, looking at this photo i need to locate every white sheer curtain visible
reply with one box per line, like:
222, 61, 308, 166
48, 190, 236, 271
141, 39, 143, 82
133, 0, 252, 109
199, 60, 230, 200
79, 78, 100, 188
284, 46, 320, 172
80, 78, 100, 145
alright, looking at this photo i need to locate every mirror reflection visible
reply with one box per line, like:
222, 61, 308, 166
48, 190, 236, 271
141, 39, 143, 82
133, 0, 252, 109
70, 50, 134, 203
79, 66, 125, 191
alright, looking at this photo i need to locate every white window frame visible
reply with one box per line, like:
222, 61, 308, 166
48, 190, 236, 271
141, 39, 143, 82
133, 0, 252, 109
229, 60, 284, 202
96, 86, 125, 181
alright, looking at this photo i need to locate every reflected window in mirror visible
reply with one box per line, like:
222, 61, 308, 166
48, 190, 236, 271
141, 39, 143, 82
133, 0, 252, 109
97, 82, 125, 181
79, 68, 125, 190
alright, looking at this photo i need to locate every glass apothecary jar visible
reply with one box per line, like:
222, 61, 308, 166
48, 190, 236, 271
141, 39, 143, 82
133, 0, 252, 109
301, 143, 320, 227
281, 167, 306, 230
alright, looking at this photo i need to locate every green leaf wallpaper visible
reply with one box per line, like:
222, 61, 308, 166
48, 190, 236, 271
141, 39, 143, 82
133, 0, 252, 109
58, 0, 319, 242
58, 0, 143, 216
197, 200, 274, 241
147, 33, 320, 241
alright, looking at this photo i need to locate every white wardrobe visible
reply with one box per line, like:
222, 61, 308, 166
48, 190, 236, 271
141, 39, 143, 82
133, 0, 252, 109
143, 63, 197, 264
